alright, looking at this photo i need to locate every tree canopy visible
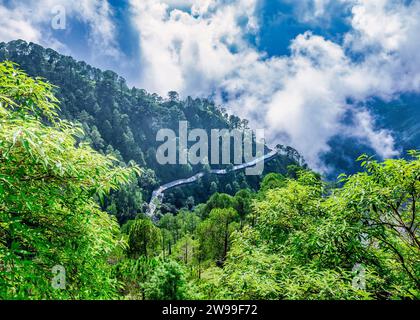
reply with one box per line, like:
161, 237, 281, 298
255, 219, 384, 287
0, 61, 140, 299
0, 51, 418, 301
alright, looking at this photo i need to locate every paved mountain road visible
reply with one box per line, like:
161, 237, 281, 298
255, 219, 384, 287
147, 149, 281, 219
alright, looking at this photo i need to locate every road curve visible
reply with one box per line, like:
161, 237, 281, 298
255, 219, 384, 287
147, 149, 280, 219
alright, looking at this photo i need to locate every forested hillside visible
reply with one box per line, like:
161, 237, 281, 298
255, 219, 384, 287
0, 40, 304, 222
0, 59, 418, 301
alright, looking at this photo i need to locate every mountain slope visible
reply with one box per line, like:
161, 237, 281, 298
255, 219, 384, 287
0, 40, 304, 220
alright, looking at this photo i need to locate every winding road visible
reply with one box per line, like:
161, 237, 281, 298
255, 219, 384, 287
147, 148, 282, 219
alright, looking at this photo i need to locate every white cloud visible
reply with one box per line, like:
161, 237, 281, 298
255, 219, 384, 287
0, 4, 53, 46
129, 0, 259, 95
73, 0, 121, 58
0, 0, 120, 58
345, 0, 420, 93
0, 10, 30, 39
1, 0, 418, 171
351, 110, 398, 159
129, 0, 420, 170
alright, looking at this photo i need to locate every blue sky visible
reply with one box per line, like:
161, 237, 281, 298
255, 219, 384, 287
85, 0, 353, 84
258, 1, 351, 56
1, 0, 355, 86
0, 0, 419, 171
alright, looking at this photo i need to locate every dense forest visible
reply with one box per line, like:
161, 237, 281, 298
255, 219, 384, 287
0, 40, 304, 223
0, 55, 419, 299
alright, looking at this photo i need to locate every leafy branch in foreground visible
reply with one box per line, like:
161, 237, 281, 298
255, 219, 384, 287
0, 61, 140, 299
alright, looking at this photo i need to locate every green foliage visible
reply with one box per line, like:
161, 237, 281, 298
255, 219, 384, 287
183, 156, 419, 300
158, 211, 201, 258
197, 208, 239, 265
218, 228, 282, 299
172, 235, 199, 266
0, 40, 303, 218
260, 173, 286, 192
144, 259, 191, 300
1, 48, 419, 301
233, 189, 254, 220
127, 218, 161, 258
337, 152, 420, 297
105, 179, 144, 223
201, 193, 237, 218
114, 256, 159, 300
0, 61, 140, 299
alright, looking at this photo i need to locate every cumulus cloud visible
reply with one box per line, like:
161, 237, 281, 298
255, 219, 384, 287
345, 0, 420, 93
129, 0, 420, 170
129, 0, 259, 95
1, 0, 418, 171
0, 0, 120, 58
0, 3, 55, 47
